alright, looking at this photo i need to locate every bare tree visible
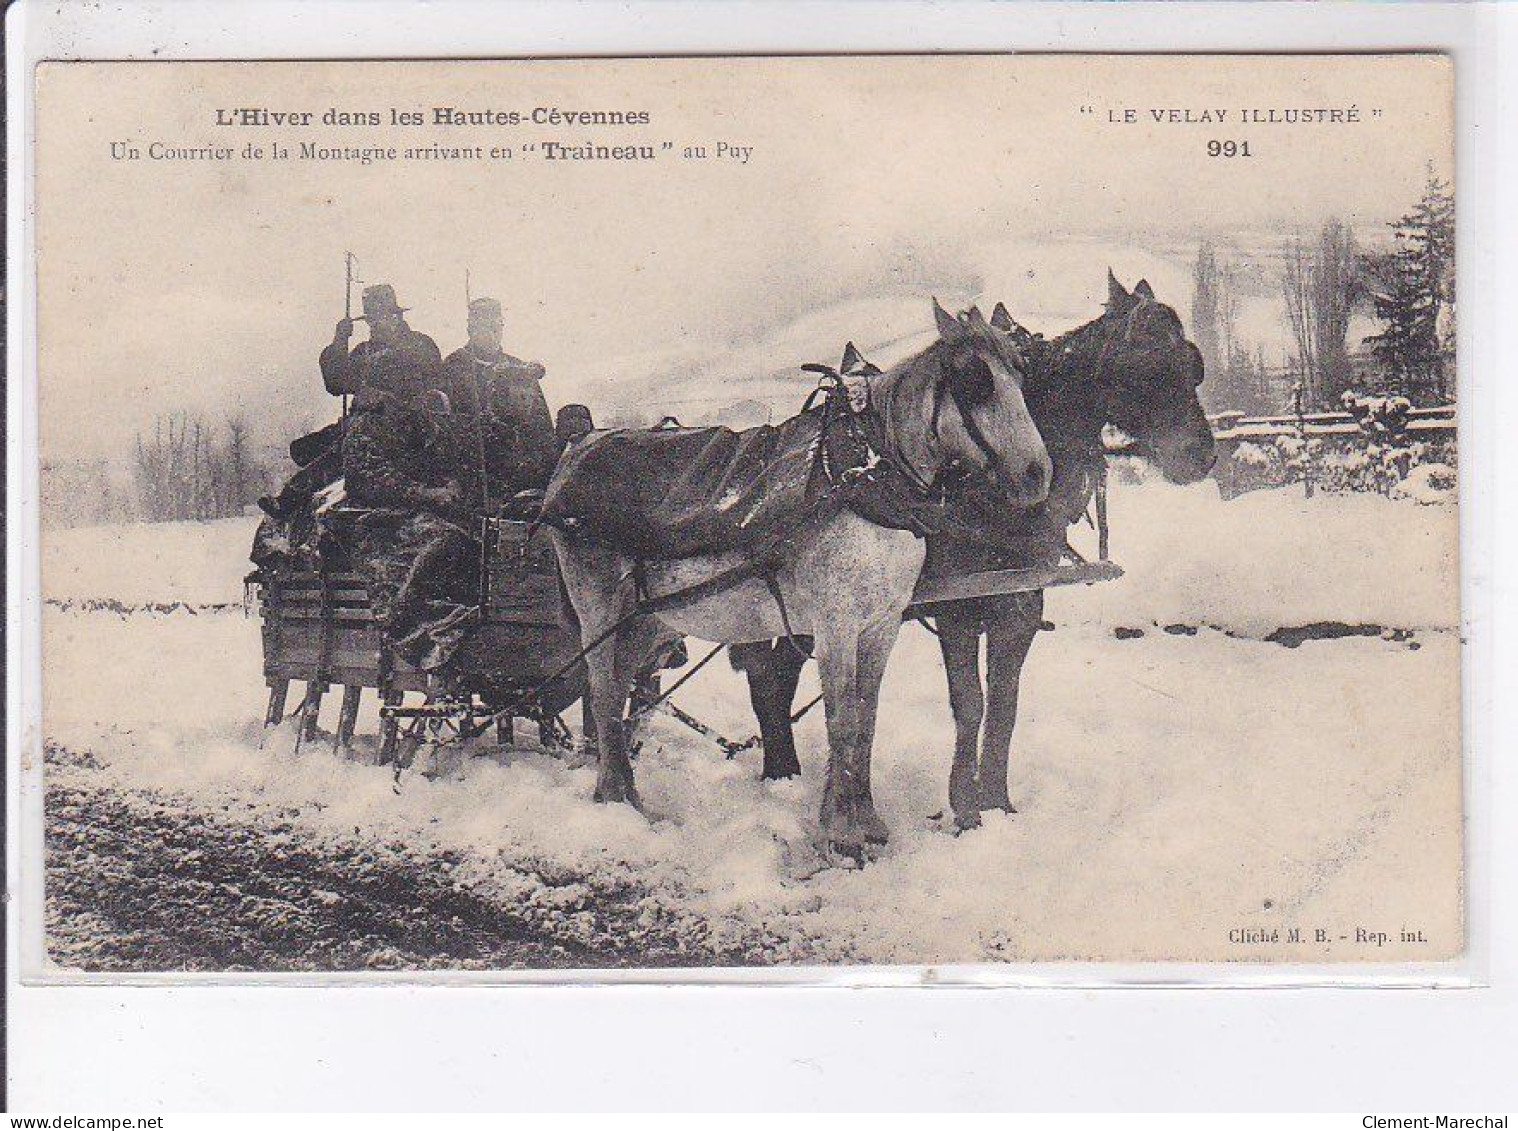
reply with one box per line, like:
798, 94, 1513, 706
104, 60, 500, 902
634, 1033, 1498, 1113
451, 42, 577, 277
1217, 262, 1241, 365
1282, 220, 1359, 410
1194, 241, 1267, 413
1282, 239, 1318, 406
1313, 220, 1357, 405
133, 413, 271, 522
1191, 242, 1223, 377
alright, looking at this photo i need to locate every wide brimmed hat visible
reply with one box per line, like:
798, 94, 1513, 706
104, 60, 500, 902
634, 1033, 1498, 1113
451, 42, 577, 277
359, 283, 409, 320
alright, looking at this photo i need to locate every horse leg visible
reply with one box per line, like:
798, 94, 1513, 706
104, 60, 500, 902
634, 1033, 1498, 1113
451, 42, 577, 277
735, 640, 808, 781
814, 634, 866, 853
767, 639, 811, 779
847, 616, 898, 845
978, 592, 1043, 815
584, 636, 639, 806
580, 694, 597, 751
815, 620, 894, 854
552, 537, 641, 807
936, 608, 987, 830
615, 617, 669, 761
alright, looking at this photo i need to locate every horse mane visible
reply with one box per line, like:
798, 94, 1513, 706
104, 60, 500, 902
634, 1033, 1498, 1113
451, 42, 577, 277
1020, 311, 1113, 455
865, 333, 955, 487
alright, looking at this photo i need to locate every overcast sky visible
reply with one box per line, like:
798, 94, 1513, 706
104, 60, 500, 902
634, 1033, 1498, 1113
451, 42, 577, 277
37, 55, 1452, 462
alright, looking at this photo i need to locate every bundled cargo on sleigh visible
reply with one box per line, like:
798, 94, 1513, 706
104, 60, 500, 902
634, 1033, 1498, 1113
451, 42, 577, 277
538, 379, 956, 563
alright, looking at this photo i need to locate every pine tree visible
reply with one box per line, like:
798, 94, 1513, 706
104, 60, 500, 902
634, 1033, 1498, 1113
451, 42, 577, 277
1364, 167, 1455, 402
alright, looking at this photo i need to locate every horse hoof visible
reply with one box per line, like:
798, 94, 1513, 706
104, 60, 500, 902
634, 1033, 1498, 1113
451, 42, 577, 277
953, 810, 982, 832
822, 822, 889, 859
979, 795, 1017, 815
828, 840, 869, 867
592, 778, 642, 811
762, 764, 801, 782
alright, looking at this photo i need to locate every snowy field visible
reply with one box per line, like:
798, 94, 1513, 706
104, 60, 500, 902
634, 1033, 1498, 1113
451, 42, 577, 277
37, 480, 1463, 970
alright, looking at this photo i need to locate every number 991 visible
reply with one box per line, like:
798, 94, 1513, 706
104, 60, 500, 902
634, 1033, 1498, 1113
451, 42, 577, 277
1207, 140, 1251, 157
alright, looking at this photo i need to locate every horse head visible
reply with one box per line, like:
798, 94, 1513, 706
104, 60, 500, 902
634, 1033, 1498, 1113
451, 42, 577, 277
907, 298, 1050, 505
1091, 271, 1215, 484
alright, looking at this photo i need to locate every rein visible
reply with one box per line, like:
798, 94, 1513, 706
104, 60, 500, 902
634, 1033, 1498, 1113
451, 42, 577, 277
806, 370, 944, 510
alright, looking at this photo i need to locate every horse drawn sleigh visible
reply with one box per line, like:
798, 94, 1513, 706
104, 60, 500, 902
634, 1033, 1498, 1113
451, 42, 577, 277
251, 277, 1213, 851
249, 451, 1122, 764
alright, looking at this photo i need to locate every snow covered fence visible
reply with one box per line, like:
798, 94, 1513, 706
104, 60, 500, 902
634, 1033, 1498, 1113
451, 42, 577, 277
1209, 404, 1456, 502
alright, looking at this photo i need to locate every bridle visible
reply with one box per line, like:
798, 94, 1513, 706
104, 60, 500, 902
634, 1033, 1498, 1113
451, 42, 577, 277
927, 343, 1023, 484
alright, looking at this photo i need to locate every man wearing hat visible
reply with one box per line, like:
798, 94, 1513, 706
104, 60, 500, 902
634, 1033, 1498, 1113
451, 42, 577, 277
255, 284, 443, 525
554, 403, 595, 445
320, 283, 443, 400
440, 296, 560, 504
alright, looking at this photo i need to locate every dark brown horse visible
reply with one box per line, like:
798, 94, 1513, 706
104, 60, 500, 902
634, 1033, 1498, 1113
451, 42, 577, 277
731, 271, 1216, 829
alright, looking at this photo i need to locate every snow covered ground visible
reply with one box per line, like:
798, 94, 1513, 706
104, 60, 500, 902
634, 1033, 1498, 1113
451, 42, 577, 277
37, 480, 1463, 970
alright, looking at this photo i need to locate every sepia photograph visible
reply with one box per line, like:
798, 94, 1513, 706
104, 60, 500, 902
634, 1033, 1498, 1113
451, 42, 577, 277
30, 54, 1461, 975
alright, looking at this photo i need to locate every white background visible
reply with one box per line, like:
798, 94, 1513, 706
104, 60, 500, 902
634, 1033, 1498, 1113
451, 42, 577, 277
7, 0, 1516, 1112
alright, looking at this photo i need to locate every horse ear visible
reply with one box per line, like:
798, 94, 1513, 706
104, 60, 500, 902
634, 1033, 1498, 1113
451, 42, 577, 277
990, 302, 1015, 332
1107, 268, 1131, 308
1134, 278, 1155, 301
964, 305, 988, 328
844, 343, 883, 378
932, 297, 964, 340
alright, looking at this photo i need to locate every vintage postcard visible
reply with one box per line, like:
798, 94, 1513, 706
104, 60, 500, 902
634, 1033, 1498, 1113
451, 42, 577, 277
31, 55, 1459, 974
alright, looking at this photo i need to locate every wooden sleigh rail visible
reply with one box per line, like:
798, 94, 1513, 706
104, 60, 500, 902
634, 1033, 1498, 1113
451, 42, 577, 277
910, 558, 1123, 607
913, 456, 1120, 606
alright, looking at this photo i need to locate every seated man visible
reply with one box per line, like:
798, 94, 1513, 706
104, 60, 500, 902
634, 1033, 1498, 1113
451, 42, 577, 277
330, 386, 482, 674
441, 297, 560, 498
260, 284, 442, 524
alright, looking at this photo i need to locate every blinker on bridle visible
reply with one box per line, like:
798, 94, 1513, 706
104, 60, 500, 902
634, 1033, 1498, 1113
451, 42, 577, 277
931, 345, 1018, 480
